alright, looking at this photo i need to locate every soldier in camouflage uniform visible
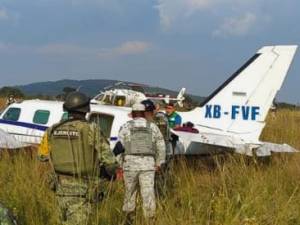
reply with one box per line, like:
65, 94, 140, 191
141, 100, 172, 198
141, 100, 170, 154
117, 103, 166, 224
0, 203, 18, 225
39, 91, 116, 225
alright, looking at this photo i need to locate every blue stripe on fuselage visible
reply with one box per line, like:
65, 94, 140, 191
0, 119, 48, 131
0, 119, 119, 142
110, 137, 118, 141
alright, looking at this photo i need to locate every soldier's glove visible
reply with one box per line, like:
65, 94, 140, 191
100, 163, 119, 180
113, 141, 125, 156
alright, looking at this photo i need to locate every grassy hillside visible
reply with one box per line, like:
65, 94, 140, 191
0, 106, 300, 225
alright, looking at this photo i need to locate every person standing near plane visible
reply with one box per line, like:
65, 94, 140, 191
141, 99, 173, 197
165, 103, 182, 153
141, 100, 170, 144
39, 91, 117, 225
165, 103, 182, 129
117, 103, 166, 225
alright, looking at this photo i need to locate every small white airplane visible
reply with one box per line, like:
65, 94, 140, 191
147, 88, 186, 107
0, 45, 298, 157
91, 82, 186, 107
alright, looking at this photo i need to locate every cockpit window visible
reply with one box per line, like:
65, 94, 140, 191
33, 110, 50, 125
3, 107, 21, 121
95, 94, 105, 102
103, 95, 112, 104
114, 96, 126, 106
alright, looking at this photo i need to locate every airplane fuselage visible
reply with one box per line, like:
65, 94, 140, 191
0, 99, 228, 154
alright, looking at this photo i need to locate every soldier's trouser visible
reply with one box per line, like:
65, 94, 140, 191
54, 177, 98, 225
123, 170, 156, 218
57, 196, 92, 225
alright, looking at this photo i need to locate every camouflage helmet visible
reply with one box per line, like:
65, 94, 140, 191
63, 91, 90, 113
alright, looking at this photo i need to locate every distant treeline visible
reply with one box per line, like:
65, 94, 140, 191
0, 86, 201, 109
0, 87, 25, 98
0, 86, 298, 110
0, 86, 75, 101
276, 102, 300, 110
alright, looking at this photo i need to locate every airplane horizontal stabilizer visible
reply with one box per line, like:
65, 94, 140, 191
256, 142, 299, 157
173, 130, 299, 156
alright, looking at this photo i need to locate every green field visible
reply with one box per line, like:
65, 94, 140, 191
0, 108, 300, 225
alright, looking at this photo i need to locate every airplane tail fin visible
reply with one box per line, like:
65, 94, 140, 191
193, 45, 298, 141
177, 88, 186, 107
177, 88, 186, 100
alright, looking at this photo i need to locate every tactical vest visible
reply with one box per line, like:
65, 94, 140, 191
49, 119, 98, 178
124, 121, 155, 156
154, 112, 169, 141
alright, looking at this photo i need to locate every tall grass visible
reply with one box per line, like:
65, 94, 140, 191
0, 109, 300, 225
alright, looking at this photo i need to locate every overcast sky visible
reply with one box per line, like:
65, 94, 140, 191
0, 0, 299, 103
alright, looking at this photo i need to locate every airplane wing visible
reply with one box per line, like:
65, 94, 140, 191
0, 128, 28, 149
172, 130, 298, 156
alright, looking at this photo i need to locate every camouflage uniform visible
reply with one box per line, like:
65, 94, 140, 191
118, 117, 166, 218
154, 112, 171, 155
152, 112, 173, 198
45, 119, 116, 225
0, 203, 17, 225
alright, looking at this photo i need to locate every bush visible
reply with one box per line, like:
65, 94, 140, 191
0, 87, 24, 98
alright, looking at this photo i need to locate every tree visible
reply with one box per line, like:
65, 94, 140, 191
63, 87, 76, 94
0, 87, 25, 98
56, 86, 77, 101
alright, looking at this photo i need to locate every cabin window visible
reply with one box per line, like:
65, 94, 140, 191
95, 94, 105, 102
61, 112, 69, 121
89, 113, 114, 139
33, 110, 50, 125
3, 107, 21, 121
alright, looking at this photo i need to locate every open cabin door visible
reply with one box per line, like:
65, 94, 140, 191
89, 113, 115, 140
